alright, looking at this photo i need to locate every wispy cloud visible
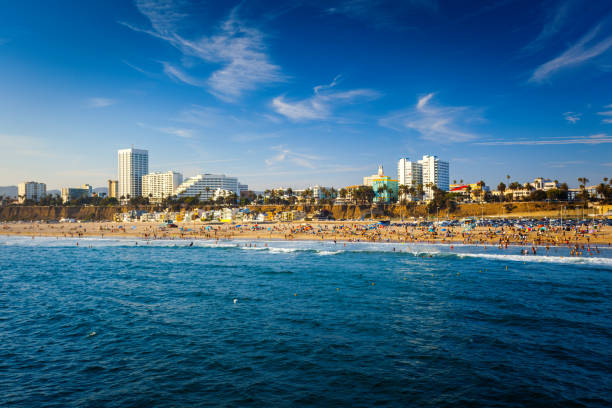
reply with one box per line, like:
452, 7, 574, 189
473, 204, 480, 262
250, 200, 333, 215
563, 111, 582, 123
546, 160, 585, 168
597, 104, 612, 123
379, 93, 484, 142
272, 75, 379, 121
161, 62, 204, 87
0, 134, 54, 158
475, 133, 612, 145
137, 122, 194, 138
326, 0, 438, 30
522, 0, 572, 54
529, 23, 612, 83
265, 146, 322, 169
123, 1, 284, 101
87, 97, 117, 108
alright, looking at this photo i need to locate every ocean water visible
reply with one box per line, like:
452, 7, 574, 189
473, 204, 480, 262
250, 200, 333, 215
1, 236, 611, 407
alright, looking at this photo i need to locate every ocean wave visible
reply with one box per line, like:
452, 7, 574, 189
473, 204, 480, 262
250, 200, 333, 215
2, 236, 611, 267
458, 252, 612, 267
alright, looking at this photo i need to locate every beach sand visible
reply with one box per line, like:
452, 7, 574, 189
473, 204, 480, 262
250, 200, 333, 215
1, 221, 610, 251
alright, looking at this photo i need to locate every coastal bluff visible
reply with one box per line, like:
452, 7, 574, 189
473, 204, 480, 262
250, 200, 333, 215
0, 202, 580, 222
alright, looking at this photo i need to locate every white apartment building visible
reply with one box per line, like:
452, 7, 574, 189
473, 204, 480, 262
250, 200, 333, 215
118, 148, 148, 199
17, 181, 46, 203
175, 174, 240, 200
142, 171, 183, 202
418, 155, 449, 200
397, 158, 423, 200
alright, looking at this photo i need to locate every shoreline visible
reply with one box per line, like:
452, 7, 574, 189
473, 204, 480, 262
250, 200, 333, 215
1, 220, 610, 248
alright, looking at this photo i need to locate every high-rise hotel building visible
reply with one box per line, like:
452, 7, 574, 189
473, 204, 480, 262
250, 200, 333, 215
118, 148, 148, 198
142, 171, 183, 202
17, 181, 46, 203
397, 155, 449, 201
419, 155, 449, 200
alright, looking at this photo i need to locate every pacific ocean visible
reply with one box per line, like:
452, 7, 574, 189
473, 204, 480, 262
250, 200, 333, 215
1, 236, 610, 407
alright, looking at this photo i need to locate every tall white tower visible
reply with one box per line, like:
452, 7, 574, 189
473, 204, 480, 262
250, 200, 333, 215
397, 158, 422, 188
118, 148, 149, 198
418, 155, 449, 200
397, 158, 423, 201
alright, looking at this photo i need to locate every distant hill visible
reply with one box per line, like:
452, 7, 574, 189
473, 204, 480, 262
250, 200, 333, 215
0, 186, 17, 198
94, 187, 108, 195
47, 189, 61, 196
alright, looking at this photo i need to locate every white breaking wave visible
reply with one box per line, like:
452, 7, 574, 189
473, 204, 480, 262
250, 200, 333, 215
317, 250, 343, 256
1, 236, 610, 268
458, 252, 612, 267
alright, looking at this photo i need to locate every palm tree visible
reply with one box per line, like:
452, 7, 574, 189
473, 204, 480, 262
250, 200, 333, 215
398, 185, 409, 204
376, 185, 385, 202
595, 183, 608, 201
497, 182, 506, 201
577, 177, 590, 205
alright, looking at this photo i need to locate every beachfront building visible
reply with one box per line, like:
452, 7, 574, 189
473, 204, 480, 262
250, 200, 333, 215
108, 180, 118, 198
449, 183, 489, 202
61, 186, 91, 203
312, 186, 335, 201
363, 166, 398, 203
142, 171, 183, 203
418, 155, 449, 200
17, 181, 46, 203
532, 178, 558, 191
363, 165, 385, 186
118, 148, 149, 199
397, 158, 422, 201
175, 174, 240, 201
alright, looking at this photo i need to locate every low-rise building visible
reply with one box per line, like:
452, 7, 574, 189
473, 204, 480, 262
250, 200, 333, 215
108, 180, 118, 198
364, 166, 398, 203
61, 187, 90, 203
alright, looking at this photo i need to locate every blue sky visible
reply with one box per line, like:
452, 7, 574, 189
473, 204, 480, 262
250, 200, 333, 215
1, 0, 611, 190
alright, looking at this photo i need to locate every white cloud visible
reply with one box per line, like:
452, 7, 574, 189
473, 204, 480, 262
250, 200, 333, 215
272, 76, 379, 121
87, 97, 117, 108
416, 92, 434, 110
137, 122, 193, 138
475, 133, 612, 145
597, 103, 612, 124
123, 1, 283, 101
161, 62, 204, 87
379, 93, 483, 143
522, 0, 572, 54
265, 146, 322, 169
563, 111, 582, 123
529, 23, 612, 83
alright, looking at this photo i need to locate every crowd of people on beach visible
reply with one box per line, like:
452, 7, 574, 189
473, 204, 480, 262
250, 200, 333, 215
1, 219, 610, 258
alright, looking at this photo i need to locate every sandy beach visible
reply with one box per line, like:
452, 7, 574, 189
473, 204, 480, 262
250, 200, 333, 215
1, 221, 610, 252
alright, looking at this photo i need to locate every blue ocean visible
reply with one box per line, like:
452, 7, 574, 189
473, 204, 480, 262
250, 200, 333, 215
1, 236, 611, 407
